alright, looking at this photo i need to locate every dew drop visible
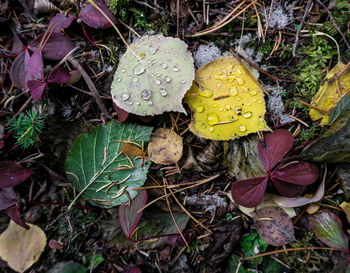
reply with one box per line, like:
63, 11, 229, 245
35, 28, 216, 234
196, 105, 204, 112
173, 66, 179, 72
133, 78, 138, 82
141, 89, 152, 100
135, 102, 140, 106
257, 100, 263, 104
216, 82, 221, 88
236, 69, 242, 75
199, 89, 213, 98
165, 76, 172, 83
219, 107, 224, 112
156, 73, 161, 77
149, 45, 158, 55
207, 113, 220, 125
121, 93, 130, 101
230, 88, 238, 96
125, 101, 133, 105
134, 65, 145, 75
243, 112, 252, 118
147, 101, 153, 105
159, 89, 168, 96
259, 117, 264, 121
237, 78, 244, 85
201, 123, 206, 128
239, 125, 246, 132
234, 107, 242, 114
161, 63, 167, 69
236, 97, 243, 101
209, 127, 214, 132
181, 80, 186, 84
247, 102, 251, 106
213, 104, 218, 108
117, 77, 121, 82
226, 104, 231, 110
252, 98, 257, 102
250, 90, 257, 96
155, 79, 161, 85
121, 69, 126, 73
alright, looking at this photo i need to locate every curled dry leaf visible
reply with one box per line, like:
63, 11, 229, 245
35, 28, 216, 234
238, 193, 296, 218
148, 128, 183, 165
0, 220, 46, 273
251, 206, 295, 247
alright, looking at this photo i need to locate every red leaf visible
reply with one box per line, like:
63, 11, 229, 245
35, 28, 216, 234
113, 103, 129, 122
26, 49, 44, 82
271, 161, 319, 186
47, 67, 71, 84
258, 129, 294, 172
119, 190, 147, 238
230, 176, 268, 207
271, 178, 307, 197
49, 13, 76, 33
0, 188, 17, 210
7, 206, 29, 229
31, 32, 74, 60
0, 161, 32, 188
27, 80, 47, 100
9, 48, 30, 89
10, 26, 24, 54
79, 3, 117, 29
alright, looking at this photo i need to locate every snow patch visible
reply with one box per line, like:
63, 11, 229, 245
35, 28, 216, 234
186, 193, 227, 213
266, 84, 294, 124
267, 2, 295, 30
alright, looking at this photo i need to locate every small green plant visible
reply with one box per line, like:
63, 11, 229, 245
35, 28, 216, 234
6, 110, 45, 149
108, 0, 130, 21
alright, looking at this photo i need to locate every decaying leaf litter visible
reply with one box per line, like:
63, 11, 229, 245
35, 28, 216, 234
0, 0, 350, 272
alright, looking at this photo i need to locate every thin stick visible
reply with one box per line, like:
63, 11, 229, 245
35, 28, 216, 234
293, 0, 313, 56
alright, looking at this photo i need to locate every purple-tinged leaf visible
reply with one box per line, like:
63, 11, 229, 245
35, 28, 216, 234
67, 70, 81, 84
30, 32, 74, 60
48, 13, 76, 33
47, 67, 71, 83
10, 26, 24, 54
231, 176, 268, 208
7, 206, 29, 229
271, 161, 319, 186
251, 206, 295, 246
79, 3, 117, 29
123, 265, 142, 273
0, 188, 17, 210
271, 178, 307, 197
27, 80, 47, 100
113, 103, 129, 122
9, 48, 30, 89
258, 129, 294, 172
26, 49, 44, 82
312, 210, 348, 250
0, 161, 32, 188
119, 190, 147, 238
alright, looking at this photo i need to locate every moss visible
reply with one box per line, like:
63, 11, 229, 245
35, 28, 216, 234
108, 0, 130, 21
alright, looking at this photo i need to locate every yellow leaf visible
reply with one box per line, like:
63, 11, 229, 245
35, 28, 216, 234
185, 56, 268, 140
148, 128, 183, 164
310, 62, 350, 125
0, 221, 46, 273
340, 201, 350, 224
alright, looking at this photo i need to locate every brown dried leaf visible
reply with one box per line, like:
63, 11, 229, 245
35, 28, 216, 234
0, 220, 46, 272
120, 143, 146, 157
251, 206, 295, 247
148, 128, 183, 165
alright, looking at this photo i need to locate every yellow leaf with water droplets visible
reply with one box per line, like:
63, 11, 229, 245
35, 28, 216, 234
310, 62, 350, 125
0, 221, 46, 273
185, 56, 268, 140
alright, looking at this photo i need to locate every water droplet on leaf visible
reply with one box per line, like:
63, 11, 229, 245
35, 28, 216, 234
141, 89, 152, 100
243, 112, 252, 118
165, 76, 171, 83
134, 65, 145, 75
196, 105, 204, 112
239, 125, 246, 132
159, 89, 167, 96
121, 93, 130, 101
207, 113, 220, 125
199, 89, 213, 98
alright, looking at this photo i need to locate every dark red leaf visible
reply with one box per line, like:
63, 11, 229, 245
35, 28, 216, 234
49, 13, 76, 33
0, 188, 17, 210
26, 49, 44, 82
7, 206, 29, 229
230, 176, 268, 207
31, 32, 74, 60
27, 80, 47, 100
10, 26, 24, 54
271, 161, 319, 186
0, 161, 32, 188
9, 48, 30, 89
47, 67, 71, 83
123, 265, 142, 273
258, 129, 294, 172
119, 190, 147, 238
79, 3, 117, 29
113, 103, 129, 122
271, 178, 307, 197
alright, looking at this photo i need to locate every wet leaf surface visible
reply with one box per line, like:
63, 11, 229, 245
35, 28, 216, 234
0, 161, 32, 188
251, 206, 295, 246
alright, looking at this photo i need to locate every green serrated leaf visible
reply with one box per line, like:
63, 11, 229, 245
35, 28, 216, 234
329, 95, 350, 124
65, 121, 152, 208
